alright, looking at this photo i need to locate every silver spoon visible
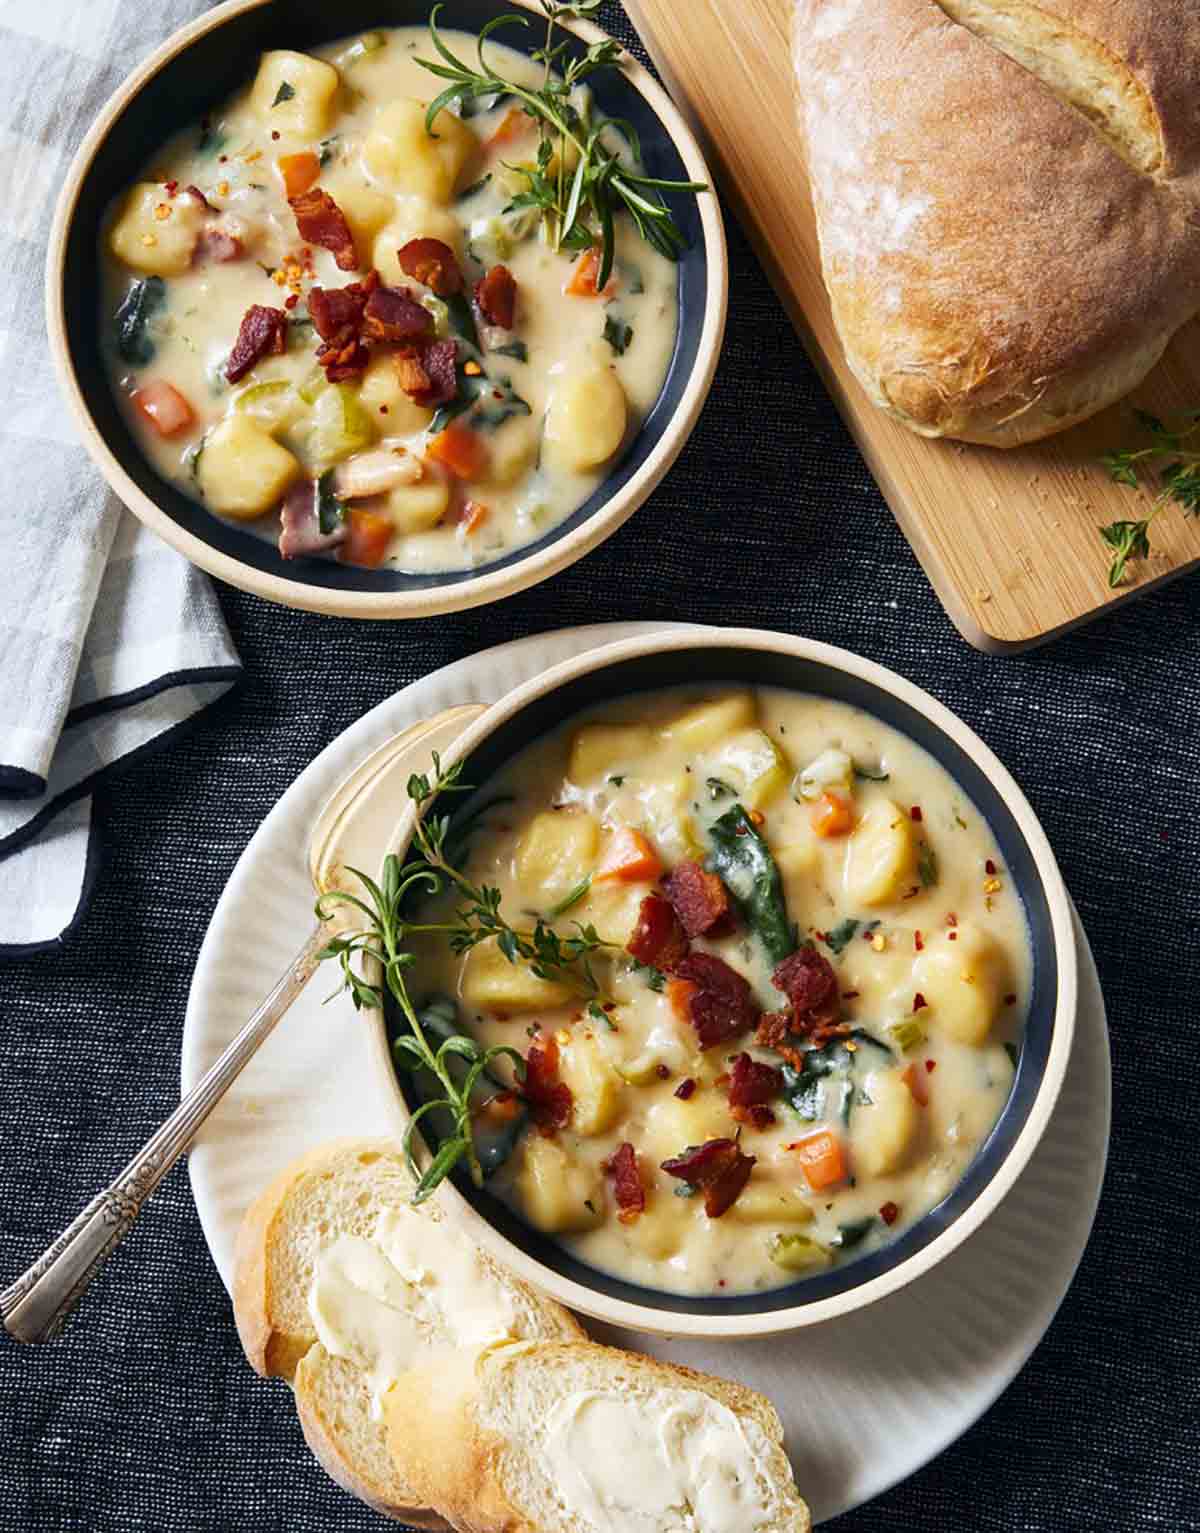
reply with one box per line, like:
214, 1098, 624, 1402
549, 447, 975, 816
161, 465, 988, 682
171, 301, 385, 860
1, 705, 483, 1343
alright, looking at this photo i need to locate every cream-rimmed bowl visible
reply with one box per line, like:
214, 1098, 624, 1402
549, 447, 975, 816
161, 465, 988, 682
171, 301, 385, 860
47, 0, 725, 619
368, 626, 1078, 1338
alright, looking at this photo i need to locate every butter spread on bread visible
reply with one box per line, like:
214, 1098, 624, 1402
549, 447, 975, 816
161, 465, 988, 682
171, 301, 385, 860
794, 0, 1200, 445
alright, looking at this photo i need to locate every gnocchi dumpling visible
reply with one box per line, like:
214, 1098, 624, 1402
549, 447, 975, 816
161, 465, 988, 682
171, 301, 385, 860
567, 723, 653, 784
559, 1035, 624, 1137
851, 1068, 921, 1176
325, 178, 396, 250
108, 184, 205, 276
659, 693, 758, 753
364, 100, 476, 201
641, 1091, 731, 1165
483, 417, 539, 489
459, 938, 573, 1014
197, 416, 301, 520
727, 1182, 815, 1226
843, 798, 920, 907
358, 352, 435, 435
516, 1137, 604, 1233
913, 923, 1008, 1045
543, 365, 627, 472
250, 50, 340, 139
514, 810, 600, 902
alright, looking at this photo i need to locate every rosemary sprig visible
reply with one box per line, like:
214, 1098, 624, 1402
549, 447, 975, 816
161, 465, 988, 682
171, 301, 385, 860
1098, 409, 1200, 586
416, 1, 707, 289
314, 755, 610, 1199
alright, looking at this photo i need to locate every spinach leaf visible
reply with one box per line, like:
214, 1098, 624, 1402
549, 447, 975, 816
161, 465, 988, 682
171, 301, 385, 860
473, 373, 532, 431
706, 777, 735, 801
918, 846, 939, 887
629, 960, 666, 992
318, 136, 340, 166
778, 1030, 891, 1121
707, 804, 795, 964
115, 276, 166, 365
834, 1217, 875, 1250
603, 314, 633, 355
271, 81, 296, 106
1004, 1041, 1020, 1070
197, 124, 226, 157
822, 918, 860, 956
316, 469, 347, 535
493, 339, 528, 363
445, 292, 479, 348
779, 1064, 824, 1120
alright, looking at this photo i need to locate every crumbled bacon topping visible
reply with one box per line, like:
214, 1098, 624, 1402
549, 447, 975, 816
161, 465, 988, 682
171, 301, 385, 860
225, 304, 287, 382
475, 264, 517, 328
183, 183, 213, 210
669, 952, 759, 1050
362, 285, 433, 344
393, 337, 458, 407
521, 1034, 572, 1135
662, 860, 733, 938
603, 1141, 645, 1222
626, 894, 688, 970
726, 1053, 783, 1129
771, 946, 841, 1036
199, 228, 244, 263
660, 1138, 755, 1218
308, 271, 380, 381
397, 237, 464, 296
289, 186, 358, 271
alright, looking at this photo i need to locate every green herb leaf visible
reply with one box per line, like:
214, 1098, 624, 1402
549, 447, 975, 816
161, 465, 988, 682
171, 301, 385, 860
271, 81, 296, 106
707, 804, 795, 964
821, 918, 860, 956
706, 777, 735, 801
833, 1217, 875, 1250
316, 469, 347, 535
603, 313, 633, 355
493, 338, 529, 362
546, 876, 591, 918
607, 773, 625, 787
115, 276, 166, 366
1100, 519, 1152, 588
918, 846, 938, 888
1098, 409, 1200, 582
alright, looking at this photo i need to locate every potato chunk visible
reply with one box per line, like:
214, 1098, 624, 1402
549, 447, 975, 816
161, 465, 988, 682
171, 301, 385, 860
516, 1137, 604, 1233
851, 1068, 920, 1176
913, 923, 1007, 1045
364, 100, 477, 201
559, 1035, 623, 1137
514, 810, 600, 904
659, 693, 757, 753
198, 416, 301, 520
843, 798, 920, 907
567, 723, 653, 785
109, 184, 204, 276
642, 1092, 731, 1165
727, 1183, 815, 1226
460, 938, 573, 1014
544, 366, 627, 472
697, 728, 791, 810
384, 476, 451, 535
250, 50, 340, 139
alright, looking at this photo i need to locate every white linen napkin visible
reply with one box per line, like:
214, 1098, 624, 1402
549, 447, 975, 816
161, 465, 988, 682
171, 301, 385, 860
0, 0, 241, 954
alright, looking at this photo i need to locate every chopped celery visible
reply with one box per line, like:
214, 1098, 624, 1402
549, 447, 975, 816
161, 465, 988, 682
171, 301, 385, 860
298, 367, 328, 406
794, 747, 854, 802
889, 1016, 927, 1053
420, 294, 450, 338
768, 1233, 832, 1272
233, 379, 303, 433
290, 383, 374, 472
700, 729, 792, 811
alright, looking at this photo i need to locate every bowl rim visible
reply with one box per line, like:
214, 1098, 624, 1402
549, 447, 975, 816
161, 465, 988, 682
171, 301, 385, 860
365, 625, 1079, 1338
45, 0, 727, 620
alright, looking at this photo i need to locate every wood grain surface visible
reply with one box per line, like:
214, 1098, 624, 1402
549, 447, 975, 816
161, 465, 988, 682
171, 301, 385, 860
625, 0, 1200, 651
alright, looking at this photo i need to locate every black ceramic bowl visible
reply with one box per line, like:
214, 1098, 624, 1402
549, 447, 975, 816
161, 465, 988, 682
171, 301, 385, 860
369, 626, 1078, 1337
48, 0, 725, 618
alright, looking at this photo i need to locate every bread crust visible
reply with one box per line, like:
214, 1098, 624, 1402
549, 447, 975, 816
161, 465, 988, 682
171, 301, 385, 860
794, 0, 1200, 446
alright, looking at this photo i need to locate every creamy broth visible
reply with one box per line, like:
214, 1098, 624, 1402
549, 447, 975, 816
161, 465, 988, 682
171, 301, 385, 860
99, 27, 678, 572
410, 687, 1032, 1298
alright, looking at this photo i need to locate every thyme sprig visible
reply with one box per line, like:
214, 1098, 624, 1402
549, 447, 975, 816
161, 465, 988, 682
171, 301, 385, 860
1098, 409, 1200, 586
417, 1, 706, 289
315, 754, 610, 1200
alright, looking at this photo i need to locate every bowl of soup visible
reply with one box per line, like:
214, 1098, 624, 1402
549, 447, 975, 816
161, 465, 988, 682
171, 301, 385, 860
363, 627, 1077, 1337
48, 0, 724, 617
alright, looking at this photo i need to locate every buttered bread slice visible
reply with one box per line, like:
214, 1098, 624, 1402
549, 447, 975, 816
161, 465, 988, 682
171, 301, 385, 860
232, 1140, 582, 1525
383, 1339, 812, 1533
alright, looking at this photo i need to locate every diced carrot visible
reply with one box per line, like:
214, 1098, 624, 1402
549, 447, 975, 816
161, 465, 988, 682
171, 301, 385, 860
564, 245, 617, 299
667, 978, 700, 1024
791, 1130, 848, 1192
901, 1062, 930, 1107
131, 380, 194, 437
456, 499, 489, 535
338, 507, 393, 568
427, 420, 489, 480
485, 106, 531, 152
278, 151, 321, 198
595, 827, 664, 883
811, 791, 856, 839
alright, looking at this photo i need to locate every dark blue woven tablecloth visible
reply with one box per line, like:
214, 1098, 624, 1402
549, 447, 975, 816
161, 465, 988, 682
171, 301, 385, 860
2, 5, 1199, 1529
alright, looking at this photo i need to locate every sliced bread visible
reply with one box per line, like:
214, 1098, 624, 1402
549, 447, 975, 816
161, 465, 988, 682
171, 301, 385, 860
383, 1339, 812, 1533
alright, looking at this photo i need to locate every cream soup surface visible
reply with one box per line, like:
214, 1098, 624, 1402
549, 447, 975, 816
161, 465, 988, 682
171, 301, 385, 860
99, 27, 679, 572
410, 686, 1032, 1298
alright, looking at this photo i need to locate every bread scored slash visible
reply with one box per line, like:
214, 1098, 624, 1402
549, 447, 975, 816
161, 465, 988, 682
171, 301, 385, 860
383, 1340, 812, 1533
232, 1140, 582, 1525
793, 0, 1200, 446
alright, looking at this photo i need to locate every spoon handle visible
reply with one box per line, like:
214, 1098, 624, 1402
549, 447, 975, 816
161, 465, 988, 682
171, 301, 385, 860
1, 925, 326, 1343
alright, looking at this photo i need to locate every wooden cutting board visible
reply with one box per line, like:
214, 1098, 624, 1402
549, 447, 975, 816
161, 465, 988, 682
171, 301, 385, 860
625, 0, 1200, 652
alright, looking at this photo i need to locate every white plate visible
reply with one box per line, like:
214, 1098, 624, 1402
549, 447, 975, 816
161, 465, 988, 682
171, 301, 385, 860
184, 622, 1110, 1525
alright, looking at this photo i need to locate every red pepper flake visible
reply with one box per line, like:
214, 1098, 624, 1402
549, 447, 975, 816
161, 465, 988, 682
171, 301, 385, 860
164, 179, 178, 197
218, 153, 228, 163
925, 1058, 937, 1073
914, 930, 924, 952
913, 992, 929, 1012
948, 931, 958, 941
379, 404, 389, 414
271, 129, 280, 141
879, 1201, 900, 1226
985, 858, 997, 876
603, 1142, 645, 1223
284, 292, 299, 309
1004, 993, 1017, 1006
674, 1077, 697, 1101
655, 1062, 671, 1080
910, 806, 923, 822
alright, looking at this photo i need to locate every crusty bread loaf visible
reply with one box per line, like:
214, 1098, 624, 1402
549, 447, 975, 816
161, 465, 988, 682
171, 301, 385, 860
793, 0, 1200, 446
383, 1340, 812, 1533
232, 1140, 583, 1525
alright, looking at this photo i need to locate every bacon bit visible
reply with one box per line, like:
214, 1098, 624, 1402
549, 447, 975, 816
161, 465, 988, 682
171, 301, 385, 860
475, 264, 517, 328
284, 293, 299, 309
901, 1061, 930, 1106
914, 931, 924, 952
396, 337, 458, 406
668, 952, 759, 1050
925, 1058, 937, 1073
910, 805, 923, 822
674, 1077, 697, 1101
164, 179, 179, 197
985, 859, 997, 876
198, 228, 244, 263
912, 992, 928, 1012
397, 237, 464, 296
183, 183, 213, 210
771, 947, 840, 1036
879, 1201, 900, 1226
225, 304, 288, 382
727, 1053, 783, 1126
308, 271, 380, 380
1004, 993, 1017, 1006
522, 1034, 573, 1135
603, 1142, 645, 1222
361, 284, 433, 344
660, 1139, 755, 1218
626, 894, 689, 970
662, 860, 734, 939
290, 186, 358, 271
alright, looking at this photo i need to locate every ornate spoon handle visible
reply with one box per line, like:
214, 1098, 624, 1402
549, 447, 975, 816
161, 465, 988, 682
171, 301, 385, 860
1, 926, 326, 1343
